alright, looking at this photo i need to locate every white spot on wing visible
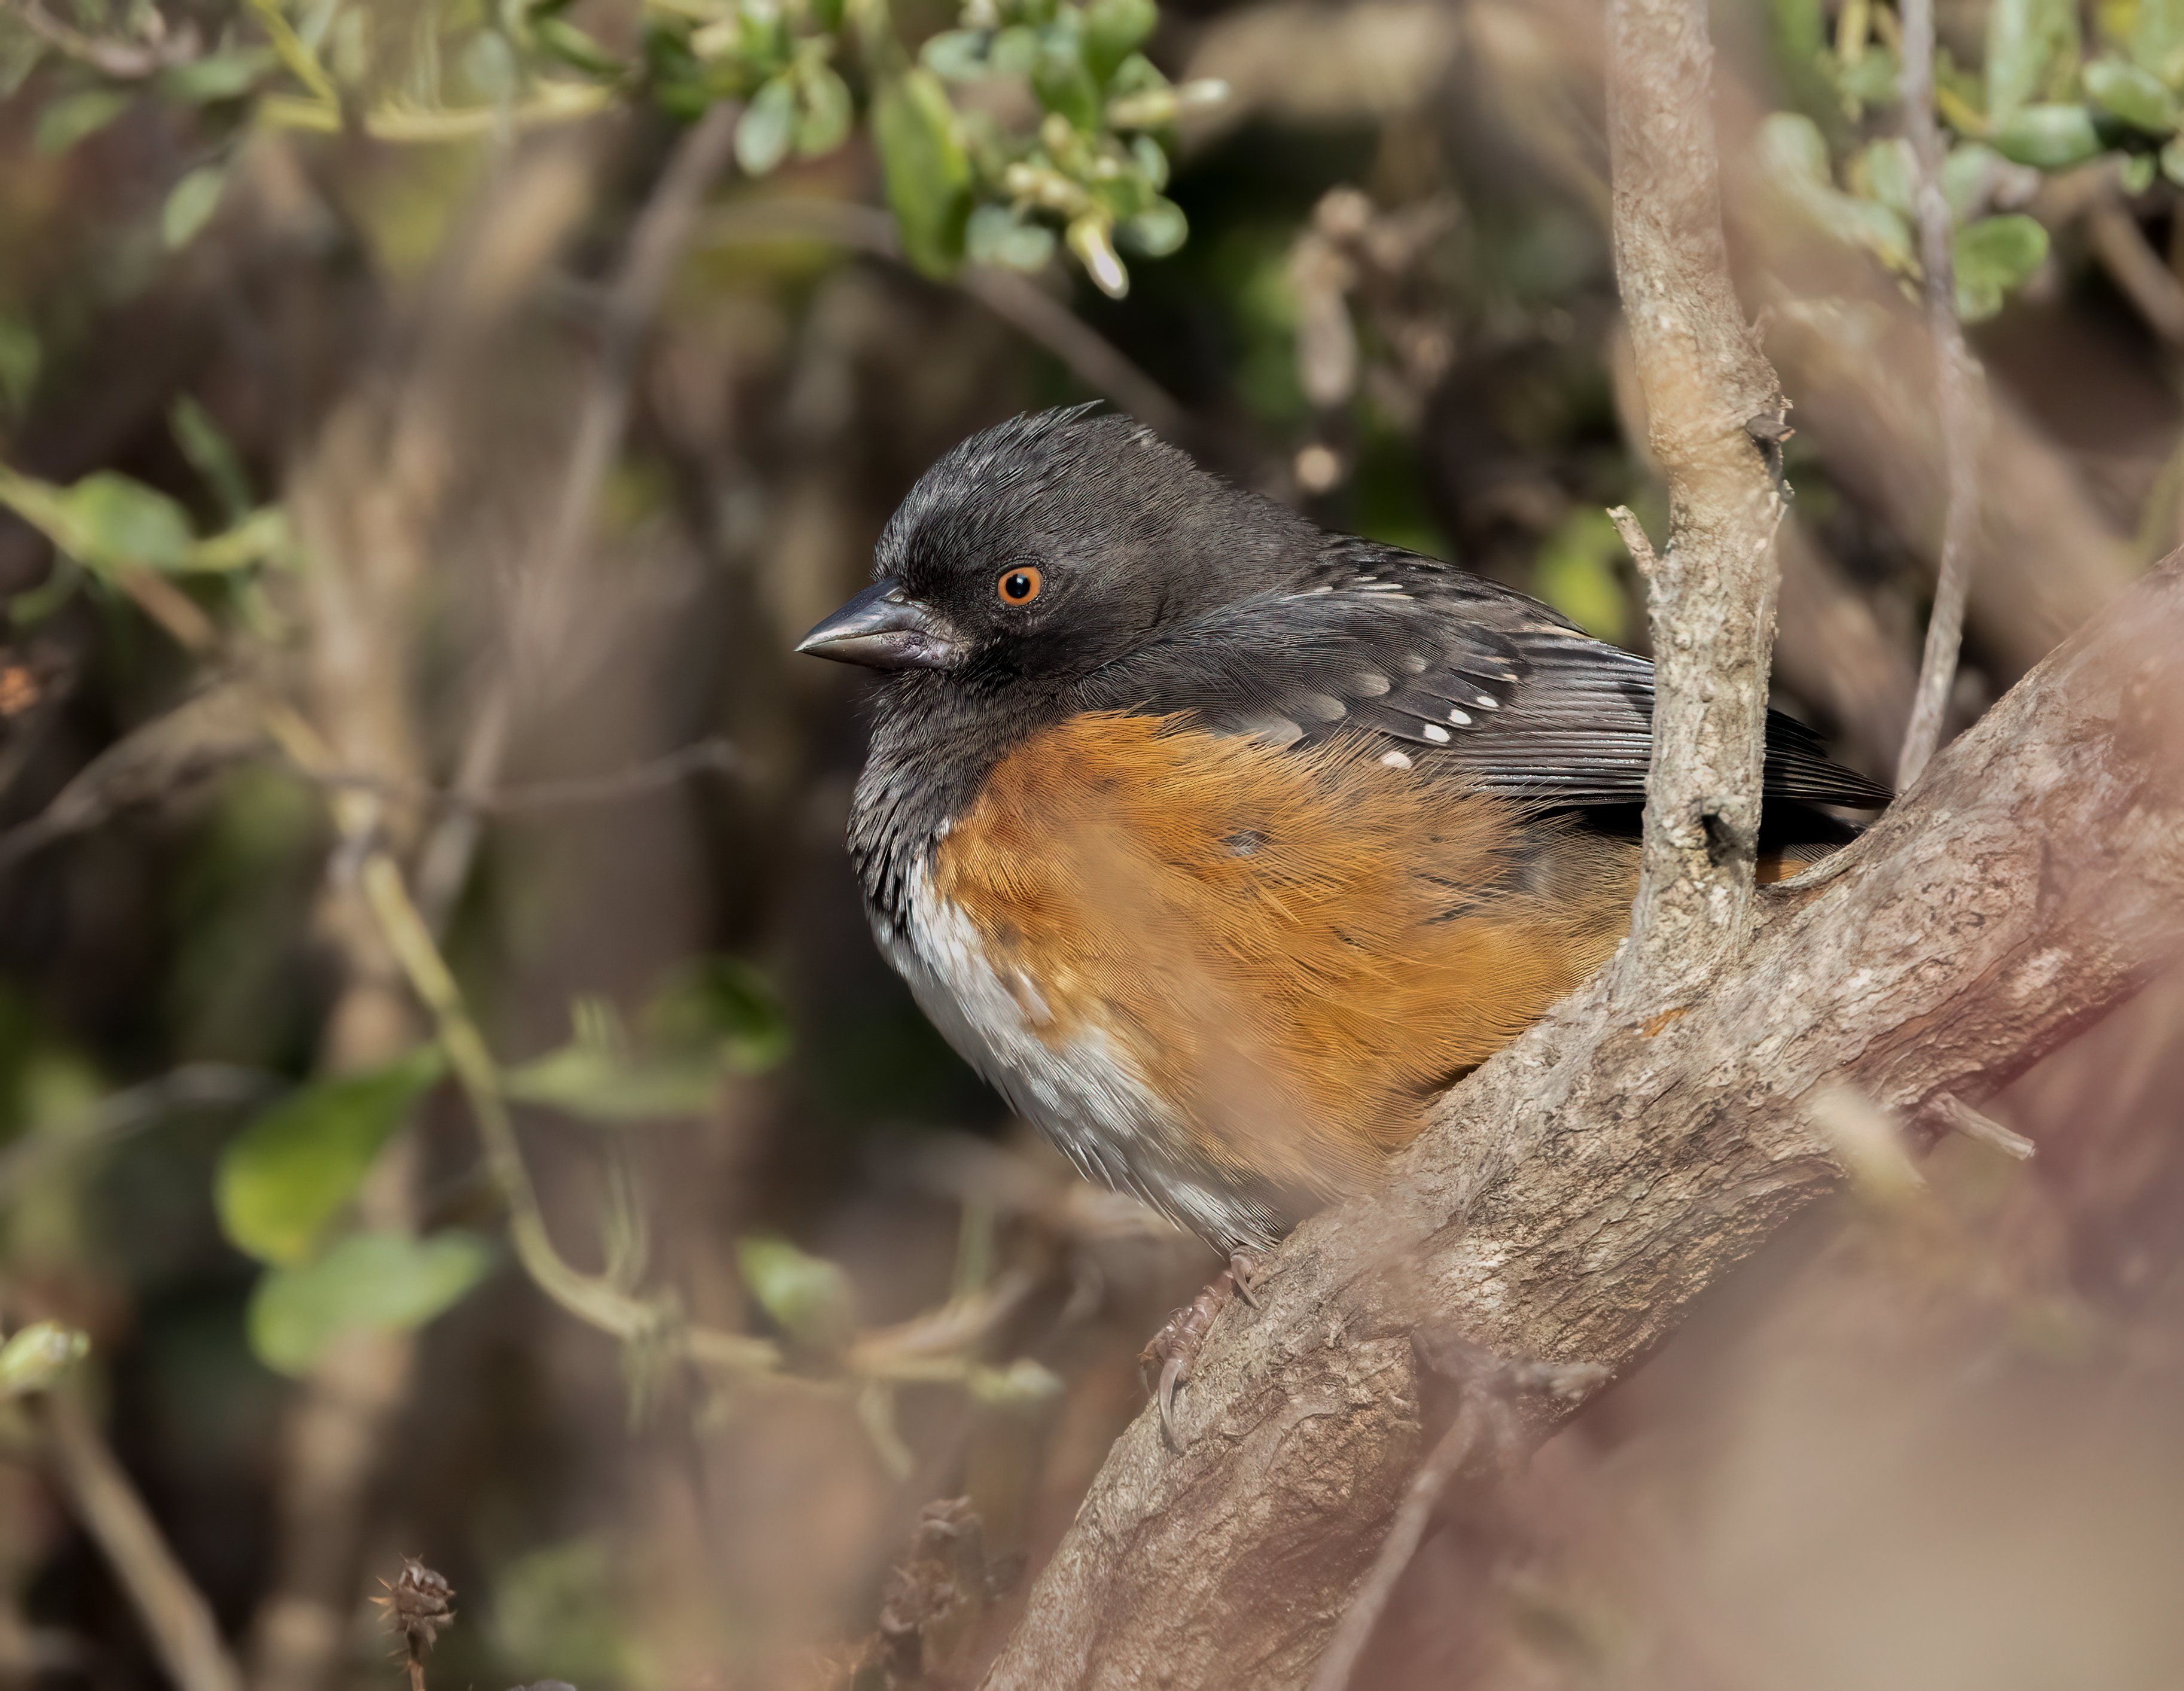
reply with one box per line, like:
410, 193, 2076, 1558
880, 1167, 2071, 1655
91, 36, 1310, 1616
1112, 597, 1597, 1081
1351, 671, 1391, 697
1448, 707, 1472, 726
1380, 749, 1413, 769
1422, 724, 1451, 743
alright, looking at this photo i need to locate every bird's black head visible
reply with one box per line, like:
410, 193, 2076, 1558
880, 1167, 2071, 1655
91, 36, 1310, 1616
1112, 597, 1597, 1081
796, 408, 1317, 684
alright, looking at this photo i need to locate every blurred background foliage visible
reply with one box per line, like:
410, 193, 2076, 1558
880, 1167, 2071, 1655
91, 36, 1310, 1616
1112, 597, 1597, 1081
0, 0, 2182, 1687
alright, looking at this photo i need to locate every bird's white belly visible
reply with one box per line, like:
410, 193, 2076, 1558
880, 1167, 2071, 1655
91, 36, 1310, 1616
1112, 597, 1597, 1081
878, 854, 1281, 1251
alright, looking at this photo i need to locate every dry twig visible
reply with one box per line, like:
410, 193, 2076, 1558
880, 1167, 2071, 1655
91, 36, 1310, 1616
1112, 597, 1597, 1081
1894, 0, 1985, 787
38, 1391, 244, 1691
413, 101, 745, 927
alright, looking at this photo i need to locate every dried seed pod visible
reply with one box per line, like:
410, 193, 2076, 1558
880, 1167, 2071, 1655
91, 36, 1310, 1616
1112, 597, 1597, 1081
373, 1558, 456, 1658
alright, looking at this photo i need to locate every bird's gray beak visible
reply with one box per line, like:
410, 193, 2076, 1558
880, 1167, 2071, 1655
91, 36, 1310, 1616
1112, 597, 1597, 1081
794, 578, 965, 671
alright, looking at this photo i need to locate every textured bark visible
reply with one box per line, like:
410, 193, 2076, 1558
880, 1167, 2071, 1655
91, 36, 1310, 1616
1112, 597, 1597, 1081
1606, 0, 1787, 995
978, 553, 2184, 1691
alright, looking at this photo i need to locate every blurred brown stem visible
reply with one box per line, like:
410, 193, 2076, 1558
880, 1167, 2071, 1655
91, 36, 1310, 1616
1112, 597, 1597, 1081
1894, 0, 1984, 789
2085, 192, 2184, 347
38, 1390, 244, 1691
413, 101, 744, 930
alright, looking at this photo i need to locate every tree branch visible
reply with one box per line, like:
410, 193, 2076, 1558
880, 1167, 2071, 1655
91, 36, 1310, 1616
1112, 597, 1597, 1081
977, 550, 2184, 1691
1605, 0, 1789, 998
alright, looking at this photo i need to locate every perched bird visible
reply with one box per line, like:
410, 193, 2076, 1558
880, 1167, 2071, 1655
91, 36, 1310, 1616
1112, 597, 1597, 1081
798, 407, 1884, 1426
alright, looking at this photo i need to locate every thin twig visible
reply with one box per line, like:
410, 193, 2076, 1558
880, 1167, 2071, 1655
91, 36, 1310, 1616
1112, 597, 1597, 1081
412, 101, 745, 929
1306, 1394, 1502, 1691
701, 199, 1192, 443
2084, 191, 2184, 347
37, 1391, 245, 1691
0, 1064, 273, 1202
1895, 0, 1985, 788
307, 736, 741, 815
1933, 1093, 2035, 1159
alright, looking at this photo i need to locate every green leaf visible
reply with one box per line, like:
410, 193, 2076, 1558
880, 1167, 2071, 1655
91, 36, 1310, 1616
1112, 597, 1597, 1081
1083, 0, 1157, 85
1954, 212, 2049, 319
796, 64, 852, 157
1067, 211, 1129, 297
162, 165, 229, 251
990, 25, 1039, 77
0, 1321, 89, 1397
65, 473, 196, 568
0, 467, 200, 574
2085, 56, 2180, 132
1032, 26, 1101, 130
2132, 0, 2184, 86
736, 75, 797, 176
35, 90, 130, 156
2122, 149, 2159, 191
873, 69, 973, 278
1131, 132, 1169, 191
1835, 42, 1901, 109
462, 31, 519, 102
1758, 112, 1914, 269
504, 1042, 721, 1122
967, 203, 1058, 271
1850, 137, 1917, 217
737, 1235, 855, 1348
216, 1048, 445, 1265
2164, 132, 2184, 184
505, 961, 787, 1124
1986, 0, 2080, 126
1120, 196, 1186, 257
1989, 101, 2105, 167
170, 395, 254, 521
922, 28, 990, 81
534, 15, 623, 77
159, 47, 276, 103
1942, 142, 2005, 219
247, 1229, 495, 1376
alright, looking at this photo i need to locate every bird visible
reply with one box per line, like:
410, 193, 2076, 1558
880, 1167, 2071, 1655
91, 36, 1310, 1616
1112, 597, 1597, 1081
796, 406, 1886, 1436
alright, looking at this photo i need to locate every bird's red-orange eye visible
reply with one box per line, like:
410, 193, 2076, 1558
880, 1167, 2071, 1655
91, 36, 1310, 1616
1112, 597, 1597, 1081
997, 566, 1043, 604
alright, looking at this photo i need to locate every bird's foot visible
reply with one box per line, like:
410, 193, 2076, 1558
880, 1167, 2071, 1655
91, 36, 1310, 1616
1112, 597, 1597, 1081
1140, 1251, 1260, 1450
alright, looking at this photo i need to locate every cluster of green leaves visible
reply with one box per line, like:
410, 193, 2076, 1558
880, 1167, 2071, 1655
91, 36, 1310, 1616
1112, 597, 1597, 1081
648, 0, 1222, 291
213, 958, 787, 1378
5, 0, 1218, 312
1766, 0, 2184, 320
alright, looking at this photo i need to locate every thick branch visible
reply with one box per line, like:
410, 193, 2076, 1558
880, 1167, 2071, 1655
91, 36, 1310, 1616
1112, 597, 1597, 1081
979, 557, 2184, 1690
1607, 0, 1789, 997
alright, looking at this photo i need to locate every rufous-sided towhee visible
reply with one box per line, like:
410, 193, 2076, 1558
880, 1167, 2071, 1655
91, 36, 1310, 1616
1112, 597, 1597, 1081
799, 407, 1885, 1431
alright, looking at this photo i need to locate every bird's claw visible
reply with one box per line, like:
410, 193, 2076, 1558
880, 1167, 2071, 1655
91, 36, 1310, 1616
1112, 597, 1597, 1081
1139, 1253, 1264, 1450
1229, 1250, 1261, 1308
